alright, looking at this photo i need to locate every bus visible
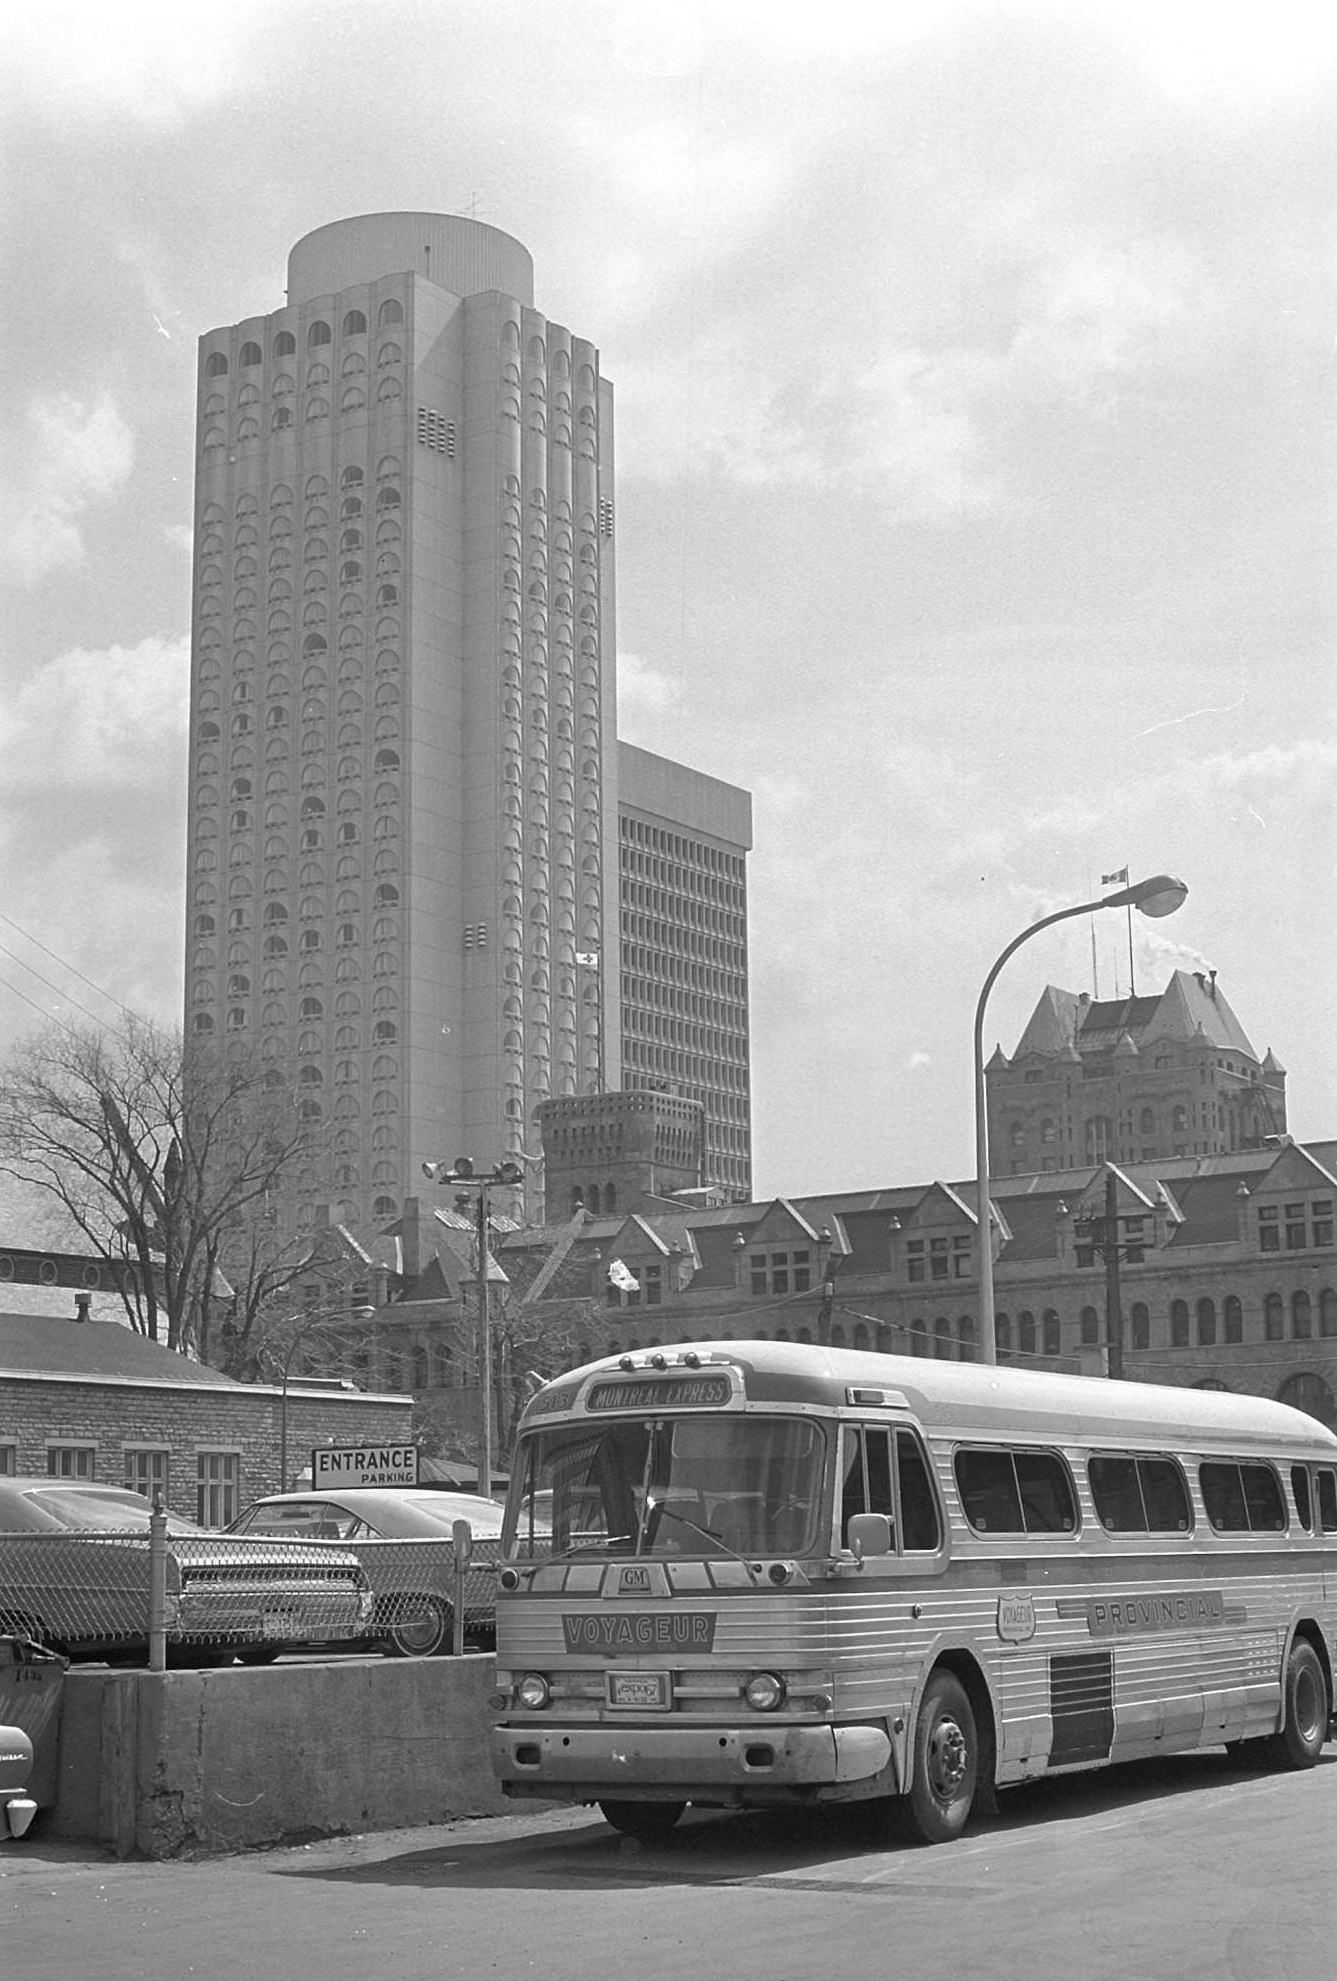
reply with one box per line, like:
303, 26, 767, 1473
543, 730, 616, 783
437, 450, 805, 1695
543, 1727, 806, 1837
489, 1340, 1337, 1844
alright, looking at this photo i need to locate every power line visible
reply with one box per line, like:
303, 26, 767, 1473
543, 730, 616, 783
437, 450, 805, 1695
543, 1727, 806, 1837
0, 911, 135, 1021
0, 942, 112, 1030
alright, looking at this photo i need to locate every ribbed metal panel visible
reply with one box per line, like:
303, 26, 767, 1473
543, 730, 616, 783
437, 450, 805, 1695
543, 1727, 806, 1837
288, 213, 534, 306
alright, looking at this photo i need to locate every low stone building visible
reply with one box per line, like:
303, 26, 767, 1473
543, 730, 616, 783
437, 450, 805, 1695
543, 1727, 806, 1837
0, 1297, 411, 1525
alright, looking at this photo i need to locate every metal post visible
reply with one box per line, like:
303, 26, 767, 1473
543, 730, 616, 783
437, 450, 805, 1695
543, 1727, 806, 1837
971, 876, 1187, 1365
451, 1518, 472, 1658
147, 1492, 168, 1673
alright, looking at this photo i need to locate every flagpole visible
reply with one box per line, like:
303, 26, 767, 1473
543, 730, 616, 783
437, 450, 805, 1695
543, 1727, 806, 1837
1127, 904, 1136, 997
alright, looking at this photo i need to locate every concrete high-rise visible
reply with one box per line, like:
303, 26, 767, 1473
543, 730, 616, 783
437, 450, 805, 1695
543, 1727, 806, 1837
185, 213, 750, 1225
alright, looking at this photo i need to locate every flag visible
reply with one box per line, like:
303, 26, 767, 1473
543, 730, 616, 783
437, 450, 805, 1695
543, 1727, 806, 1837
1101, 867, 1129, 885
575, 950, 599, 967
606, 1259, 639, 1292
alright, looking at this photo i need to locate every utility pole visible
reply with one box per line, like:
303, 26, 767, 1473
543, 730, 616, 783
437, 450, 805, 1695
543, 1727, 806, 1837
1074, 1165, 1126, 1381
422, 1156, 523, 1496
1103, 1166, 1124, 1382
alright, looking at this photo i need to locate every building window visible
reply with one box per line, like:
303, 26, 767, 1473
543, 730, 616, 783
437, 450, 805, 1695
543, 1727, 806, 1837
1130, 1302, 1150, 1351
1170, 1300, 1190, 1347
1264, 1292, 1285, 1341
125, 1449, 170, 1499
1079, 1305, 1099, 1347
1197, 1298, 1217, 1346
1223, 1295, 1243, 1343
0, 1444, 17, 1476
748, 1248, 811, 1296
1285, 1202, 1307, 1250
1292, 1291, 1312, 1339
1042, 1310, 1061, 1357
47, 1446, 96, 1479
1258, 1206, 1280, 1252
196, 1451, 240, 1528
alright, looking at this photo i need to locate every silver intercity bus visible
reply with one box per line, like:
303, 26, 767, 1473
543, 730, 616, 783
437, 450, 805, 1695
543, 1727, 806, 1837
489, 1341, 1337, 1843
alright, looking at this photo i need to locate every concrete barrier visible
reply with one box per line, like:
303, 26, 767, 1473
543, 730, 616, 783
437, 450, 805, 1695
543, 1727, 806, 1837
48, 1655, 512, 1858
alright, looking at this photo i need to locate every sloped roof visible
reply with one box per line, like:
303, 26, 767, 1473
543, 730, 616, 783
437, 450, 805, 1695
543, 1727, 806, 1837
1011, 985, 1084, 1059
0, 1312, 243, 1387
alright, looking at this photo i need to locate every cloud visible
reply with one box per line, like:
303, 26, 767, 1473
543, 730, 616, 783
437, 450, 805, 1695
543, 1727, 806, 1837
8, 2, 261, 126
0, 394, 135, 585
0, 635, 189, 790
615, 649, 683, 728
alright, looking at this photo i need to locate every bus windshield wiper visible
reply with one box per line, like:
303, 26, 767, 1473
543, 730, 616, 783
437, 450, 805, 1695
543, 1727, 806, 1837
646, 1499, 760, 1583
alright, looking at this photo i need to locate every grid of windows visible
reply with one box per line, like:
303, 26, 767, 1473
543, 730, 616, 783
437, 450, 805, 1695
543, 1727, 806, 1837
618, 813, 750, 1195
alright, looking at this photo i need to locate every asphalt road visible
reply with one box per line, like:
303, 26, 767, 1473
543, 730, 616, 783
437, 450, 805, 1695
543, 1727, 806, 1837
5, 1748, 1335, 1981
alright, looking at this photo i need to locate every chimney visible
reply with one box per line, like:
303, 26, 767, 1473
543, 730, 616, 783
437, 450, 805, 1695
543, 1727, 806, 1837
73, 1292, 91, 1322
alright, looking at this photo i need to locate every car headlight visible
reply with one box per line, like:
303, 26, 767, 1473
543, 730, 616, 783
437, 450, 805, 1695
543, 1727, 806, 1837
516, 1672, 551, 1711
743, 1671, 786, 1712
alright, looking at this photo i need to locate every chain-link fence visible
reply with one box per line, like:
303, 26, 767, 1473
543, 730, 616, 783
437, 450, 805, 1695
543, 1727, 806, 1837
0, 1528, 497, 1663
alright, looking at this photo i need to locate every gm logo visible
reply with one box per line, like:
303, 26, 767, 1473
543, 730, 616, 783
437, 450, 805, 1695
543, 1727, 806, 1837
618, 1566, 654, 1594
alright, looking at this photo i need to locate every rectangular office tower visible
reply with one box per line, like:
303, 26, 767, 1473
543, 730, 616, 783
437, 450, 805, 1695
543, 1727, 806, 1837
618, 744, 752, 1197
186, 214, 621, 1222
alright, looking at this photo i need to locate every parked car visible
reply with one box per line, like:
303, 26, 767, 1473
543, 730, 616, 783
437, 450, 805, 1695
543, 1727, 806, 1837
0, 1478, 375, 1666
228, 1488, 506, 1656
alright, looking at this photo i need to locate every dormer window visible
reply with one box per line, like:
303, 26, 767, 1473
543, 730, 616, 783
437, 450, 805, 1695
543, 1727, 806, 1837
749, 1248, 810, 1296
1260, 1197, 1332, 1252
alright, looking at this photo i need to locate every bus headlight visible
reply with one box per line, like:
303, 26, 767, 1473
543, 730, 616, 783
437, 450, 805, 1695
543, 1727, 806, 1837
516, 1672, 552, 1711
744, 1671, 786, 1712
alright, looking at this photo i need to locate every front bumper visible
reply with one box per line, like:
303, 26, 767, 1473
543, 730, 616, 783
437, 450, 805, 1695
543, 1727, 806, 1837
492, 1719, 893, 1794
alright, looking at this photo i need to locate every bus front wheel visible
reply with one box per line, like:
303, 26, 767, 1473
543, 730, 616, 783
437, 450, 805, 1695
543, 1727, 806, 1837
1262, 1640, 1329, 1772
905, 1670, 978, 1845
598, 1799, 686, 1843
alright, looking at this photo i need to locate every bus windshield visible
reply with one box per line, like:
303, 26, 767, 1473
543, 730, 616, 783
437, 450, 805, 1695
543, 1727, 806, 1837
506, 1413, 827, 1561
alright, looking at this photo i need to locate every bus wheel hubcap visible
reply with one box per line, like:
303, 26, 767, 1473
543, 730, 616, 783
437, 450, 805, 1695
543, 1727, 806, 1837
930, 1718, 967, 1798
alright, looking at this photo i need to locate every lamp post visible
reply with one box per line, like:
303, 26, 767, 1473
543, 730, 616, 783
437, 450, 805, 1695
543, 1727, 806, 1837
277, 1302, 377, 1491
422, 1156, 523, 1497
973, 874, 1188, 1367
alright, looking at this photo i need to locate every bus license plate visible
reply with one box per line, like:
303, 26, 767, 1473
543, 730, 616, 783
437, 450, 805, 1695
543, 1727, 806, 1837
607, 1671, 670, 1710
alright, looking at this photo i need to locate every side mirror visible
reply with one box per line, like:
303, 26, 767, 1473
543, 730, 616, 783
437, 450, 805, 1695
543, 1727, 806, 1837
846, 1512, 893, 1559
452, 1518, 473, 1565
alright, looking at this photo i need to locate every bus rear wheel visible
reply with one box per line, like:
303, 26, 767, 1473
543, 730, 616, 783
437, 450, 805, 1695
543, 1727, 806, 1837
905, 1669, 978, 1845
598, 1799, 686, 1843
1262, 1640, 1329, 1772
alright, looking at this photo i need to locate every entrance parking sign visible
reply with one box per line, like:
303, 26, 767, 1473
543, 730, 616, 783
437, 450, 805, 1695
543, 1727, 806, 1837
311, 1444, 420, 1488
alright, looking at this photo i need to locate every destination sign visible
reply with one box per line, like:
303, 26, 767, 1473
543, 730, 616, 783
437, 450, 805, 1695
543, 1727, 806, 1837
312, 1444, 419, 1489
586, 1374, 733, 1412
562, 1610, 718, 1655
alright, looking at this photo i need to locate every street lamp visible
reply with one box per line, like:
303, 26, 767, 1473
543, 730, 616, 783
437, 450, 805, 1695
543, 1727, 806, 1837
422, 1156, 523, 1498
277, 1302, 376, 1491
973, 874, 1188, 1367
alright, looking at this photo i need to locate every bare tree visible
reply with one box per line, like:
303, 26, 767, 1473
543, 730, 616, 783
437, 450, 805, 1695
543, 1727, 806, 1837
0, 1014, 334, 1353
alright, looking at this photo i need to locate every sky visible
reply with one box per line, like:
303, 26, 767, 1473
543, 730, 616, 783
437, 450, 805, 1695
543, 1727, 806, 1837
1, 0, 1333, 1201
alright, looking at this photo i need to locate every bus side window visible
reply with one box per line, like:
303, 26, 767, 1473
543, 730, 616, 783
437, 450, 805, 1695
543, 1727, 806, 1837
1139, 1458, 1192, 1532
1318, 1469, 1337, 1533
1089, 1455, 1144, 1531
896, 1432, 940, 1551
955, 1449, 1024, 1533
1015, 1452, 1077, 1533
1291, 1465, 1313, 1533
